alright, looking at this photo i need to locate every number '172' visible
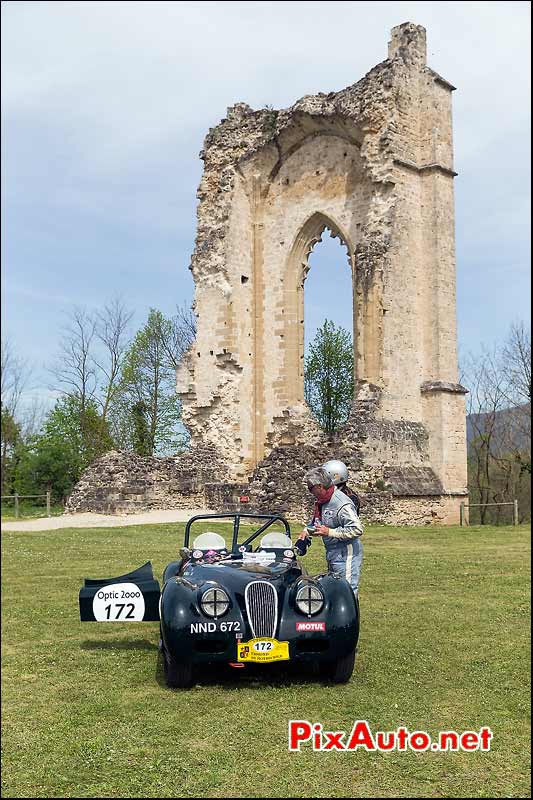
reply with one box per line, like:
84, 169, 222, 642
105, 603, 135, 619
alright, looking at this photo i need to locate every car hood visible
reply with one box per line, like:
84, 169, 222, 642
181, 558, 303, 591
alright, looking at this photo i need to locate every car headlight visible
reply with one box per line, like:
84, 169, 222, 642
200, 587, 230, 618
295, 583, 324, 616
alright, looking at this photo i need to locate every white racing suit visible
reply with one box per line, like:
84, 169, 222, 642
311, 488, 364, 596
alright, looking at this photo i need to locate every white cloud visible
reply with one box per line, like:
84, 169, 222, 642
3, 2, 526, 169
1, 0, 530, 375
3, 2, 530, 195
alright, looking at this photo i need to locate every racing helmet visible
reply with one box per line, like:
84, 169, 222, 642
322, 459, 349, 486
259, 532, 293, 550
192, 531, 227, 551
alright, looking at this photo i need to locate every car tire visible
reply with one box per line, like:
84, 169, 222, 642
163, 647, 194, 689
320, 648, 356, 684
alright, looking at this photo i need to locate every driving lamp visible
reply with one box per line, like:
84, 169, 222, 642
295, 583, 324, 616
200, 587, 230, 618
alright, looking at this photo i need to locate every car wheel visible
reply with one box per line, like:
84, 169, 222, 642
163, 647, 194, 689
320, 648, 356, 684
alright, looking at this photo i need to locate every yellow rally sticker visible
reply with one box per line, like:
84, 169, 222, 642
237, 637, 290, 663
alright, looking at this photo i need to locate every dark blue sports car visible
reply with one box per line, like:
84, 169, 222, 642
79, 513, 359, 688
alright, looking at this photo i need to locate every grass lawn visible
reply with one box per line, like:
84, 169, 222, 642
1, 522, 530, 798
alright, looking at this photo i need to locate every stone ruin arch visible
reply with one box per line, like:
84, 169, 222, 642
178, 91, 381, 472
176, 22, 468, 523
68, 23, 468, 524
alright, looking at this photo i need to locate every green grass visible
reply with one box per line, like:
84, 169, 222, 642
1, 522, 530, 798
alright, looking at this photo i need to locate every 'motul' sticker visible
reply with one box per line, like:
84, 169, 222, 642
92, 582, 146, 621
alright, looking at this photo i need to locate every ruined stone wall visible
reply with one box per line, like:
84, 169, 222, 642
177, 38, 401, 476
67, 23, 468, 526
235, 382, 464, 525
66, 446, 227, 515
177, 22, 468, 522
65, 440, 461, 525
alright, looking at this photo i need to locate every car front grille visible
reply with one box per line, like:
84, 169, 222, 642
244, 581, 278, 639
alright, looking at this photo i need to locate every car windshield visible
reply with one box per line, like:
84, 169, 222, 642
192, 531, 227, 550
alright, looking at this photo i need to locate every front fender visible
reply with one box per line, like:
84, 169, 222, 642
160, 578, 247, 663
278, 573, 358, 659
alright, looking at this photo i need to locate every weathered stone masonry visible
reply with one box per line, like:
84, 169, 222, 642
176, 22, 468, 523
66, 446, 226, 514
68, 23, 468, 524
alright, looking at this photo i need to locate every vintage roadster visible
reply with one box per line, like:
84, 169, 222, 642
79, 513, 359, 688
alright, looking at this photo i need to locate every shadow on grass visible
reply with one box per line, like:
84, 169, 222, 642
81, 639, 158, 651
154, 650, 328, 691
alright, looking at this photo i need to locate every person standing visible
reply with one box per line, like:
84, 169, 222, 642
299, 465, 363, 596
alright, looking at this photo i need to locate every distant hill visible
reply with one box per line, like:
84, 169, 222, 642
466, 403, 531, 453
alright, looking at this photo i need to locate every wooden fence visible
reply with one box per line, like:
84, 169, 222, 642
1, 492, 52, 518
460, 500, 519, 526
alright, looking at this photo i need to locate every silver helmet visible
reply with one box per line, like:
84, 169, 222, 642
322, 459, 349, 486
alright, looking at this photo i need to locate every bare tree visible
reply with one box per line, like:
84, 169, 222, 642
464, 321, 531, 523
502, 322, 531, 405
157, 303, 197, 371
464, 347, 508, 523
50, 307, 97, 414
93, 297, 133, 423
500, 322, 531, 479
1, 338, 30, 417
1, 338, 31, 493
20, 395, 49, 439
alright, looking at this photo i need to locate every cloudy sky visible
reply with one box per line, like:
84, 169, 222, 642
2, 0, 531, 409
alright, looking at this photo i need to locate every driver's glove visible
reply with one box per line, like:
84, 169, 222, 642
294, 534, 312, 556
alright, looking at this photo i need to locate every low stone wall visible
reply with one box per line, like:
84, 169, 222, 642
65, 446, 227, 514
208, 483, 465, 527
210, 389, 466, 525
66, 410, 466, 525
66, 437, 464, 525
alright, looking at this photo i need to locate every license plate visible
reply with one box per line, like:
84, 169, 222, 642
237, 637, 290, 663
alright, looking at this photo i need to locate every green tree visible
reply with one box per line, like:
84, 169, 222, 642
43, 394, 112, 468
113, 309, 185, 456
1, 405, 22, 495
15, 395, 112, 502
304, 320, 354, 433
131, 401, 152, 456
16, 438, 79, 503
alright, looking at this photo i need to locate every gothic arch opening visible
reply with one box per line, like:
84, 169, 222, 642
304, 227, 355, 431
304, 228, 354, 354
282, 212, 357, 408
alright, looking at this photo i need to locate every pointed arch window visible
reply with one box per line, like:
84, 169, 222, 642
283, 212, 358, 409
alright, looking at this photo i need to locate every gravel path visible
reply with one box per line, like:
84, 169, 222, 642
1, 509, 216, 532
